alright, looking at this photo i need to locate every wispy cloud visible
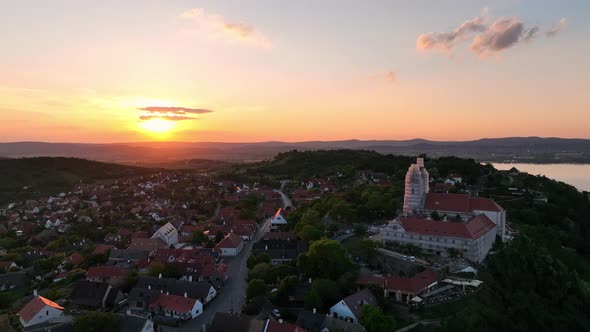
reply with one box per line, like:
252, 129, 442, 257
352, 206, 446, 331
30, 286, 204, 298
546, 18, 567, 37
180, 8, 272, 49
137, 106, 213, 121
139, 115, 196, 121
417, 10, 565, 58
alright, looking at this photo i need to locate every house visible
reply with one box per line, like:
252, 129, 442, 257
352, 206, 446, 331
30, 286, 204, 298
253, 239, 308, 265
264, 319, 308, 332
356, 270, 438, 304
17, 294, 64, 328
108, 249, 148, 266
91, 244, 114, 256
209, 312, 266, 332
152, 222, 179, 247
0, 261, 19, 271
118, 315, 155, 332
215, 233, 244, 257
135, 276, 217, 304
271, 209, 288, 230
86, 266, 129, 287
129, 238, 168, 253
329, 289, 377, 323
71, 280, 121, 309
149, 293, 203, 320
59, 253, 84, 271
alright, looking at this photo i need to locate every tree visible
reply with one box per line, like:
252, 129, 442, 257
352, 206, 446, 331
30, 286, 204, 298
248, 262, 271, 282
74, 312, 119, 332
192, 230, 207, 244
246, 279, 266, 301
297, 239, 352, 279
298, 225, 324, 242
360, 305, 396, 332
431, 210, 441, 221
304, 279, 342, 311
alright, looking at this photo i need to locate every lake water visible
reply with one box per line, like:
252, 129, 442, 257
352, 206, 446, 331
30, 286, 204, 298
493, 163, 590, 192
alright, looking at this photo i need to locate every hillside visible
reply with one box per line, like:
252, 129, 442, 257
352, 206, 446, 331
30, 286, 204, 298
0, 157, 156, 206
1, 137, 590, 163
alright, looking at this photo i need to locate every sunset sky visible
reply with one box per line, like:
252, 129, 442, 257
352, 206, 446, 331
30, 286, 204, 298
1, 0, 589, 143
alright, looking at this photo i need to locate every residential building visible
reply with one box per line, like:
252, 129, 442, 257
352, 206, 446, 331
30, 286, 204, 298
215, 233, 244, 257
329, 288, 377, 324
152, 222, 179, 247
17, 295, 64, 328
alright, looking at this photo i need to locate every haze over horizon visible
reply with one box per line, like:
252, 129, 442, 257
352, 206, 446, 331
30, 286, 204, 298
2, 0, 589, 143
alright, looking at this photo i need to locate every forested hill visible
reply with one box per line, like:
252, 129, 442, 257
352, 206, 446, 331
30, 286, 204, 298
0, 157, 155, 206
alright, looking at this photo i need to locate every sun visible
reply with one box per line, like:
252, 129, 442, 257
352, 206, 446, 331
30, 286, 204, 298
140, 118, 175, 133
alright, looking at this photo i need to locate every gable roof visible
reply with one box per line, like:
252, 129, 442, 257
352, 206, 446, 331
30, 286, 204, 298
271, 209, 288, 224
338, 288, 377, 319
209, 312, 266, 332
398, 214, 496, 240
424, 193, 503, 213
385, 269, 438, 294
18, 296, 64, 323
136, 276, 213, 300
265, 319, 308, 332
70, 280, 111, 307
129, 238, 167, 252
149, 293, 196, 313
215, 233, 243, 250
87, 266, 129, 279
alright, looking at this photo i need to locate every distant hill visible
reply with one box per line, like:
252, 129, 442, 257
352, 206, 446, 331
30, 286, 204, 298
0, 137, 590, 163
0, 157, 155, 206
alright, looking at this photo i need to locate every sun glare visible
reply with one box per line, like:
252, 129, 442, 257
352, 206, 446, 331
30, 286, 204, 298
140, 118, 175, 133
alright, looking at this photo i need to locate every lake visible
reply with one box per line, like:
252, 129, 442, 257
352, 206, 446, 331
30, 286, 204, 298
493, 163, 590, 192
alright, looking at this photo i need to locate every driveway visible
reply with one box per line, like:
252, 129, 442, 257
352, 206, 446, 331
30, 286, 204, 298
161, 217, 272, 332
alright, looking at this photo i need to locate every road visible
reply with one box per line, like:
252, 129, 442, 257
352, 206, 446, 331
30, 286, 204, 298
161, 196, 283, 332
274, 189, 293, 209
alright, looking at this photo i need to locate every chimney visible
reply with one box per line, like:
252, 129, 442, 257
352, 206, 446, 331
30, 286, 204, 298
166, 291, 169, 295
189, 275, 193, 282
33, 289, 38, 297
148, 285, 151, 290
265, 245, 268, 251
184, 292, 187, 298
158, 273, 162, 279
313, 308, 316, 314
279, 319, 284, 324
308, 278, 312, 284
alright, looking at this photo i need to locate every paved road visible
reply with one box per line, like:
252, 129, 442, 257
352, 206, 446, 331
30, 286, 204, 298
274, 189, 293, 209
162, 217, 272, 332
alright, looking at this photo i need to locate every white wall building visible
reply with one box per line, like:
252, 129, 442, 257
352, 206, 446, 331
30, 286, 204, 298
17, 295, 64, 327
151, 222, 178, 247
402, 158, 430, 214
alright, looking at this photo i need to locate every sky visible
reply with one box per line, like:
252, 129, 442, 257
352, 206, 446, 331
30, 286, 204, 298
1, 0, 589, 143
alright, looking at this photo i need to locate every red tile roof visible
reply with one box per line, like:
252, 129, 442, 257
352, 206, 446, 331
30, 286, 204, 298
398, 215, 496, 240
215, 233, 243, 250
149, 293, 196, 313
18, 296, 64, 323
66, 253, 84, 265
424, 193, 503, 213
87, 266, 129, 279
91, 244, 114, 256
356, 273, 387, 288
386, 269, 438, 294
265, 319, 308, 332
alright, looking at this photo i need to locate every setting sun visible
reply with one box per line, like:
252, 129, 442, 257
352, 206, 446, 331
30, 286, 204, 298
140, 118, 175, 133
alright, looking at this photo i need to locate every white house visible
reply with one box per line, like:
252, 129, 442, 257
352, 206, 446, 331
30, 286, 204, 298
151, 222, 179, 247
215, 233, 244, 256
271, 208, 288, 230
119, 316, 155, 332
149, 293, 203, 320
329, 288, 377, 324
17, 294, 64, 327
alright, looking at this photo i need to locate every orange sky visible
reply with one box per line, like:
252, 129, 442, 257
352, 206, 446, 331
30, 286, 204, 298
1, 1, 589, 143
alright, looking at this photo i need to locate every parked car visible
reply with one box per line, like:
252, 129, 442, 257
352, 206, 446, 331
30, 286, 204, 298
409, 256, 416, 262
273, 309, 281, 318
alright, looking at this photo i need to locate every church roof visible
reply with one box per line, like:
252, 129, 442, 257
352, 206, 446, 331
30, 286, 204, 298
398, 214, 496, 240
424, 193, 503, 213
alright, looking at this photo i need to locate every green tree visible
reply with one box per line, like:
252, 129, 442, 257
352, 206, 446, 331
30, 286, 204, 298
191, 230, 207, 244
246, 279, 266, 301
248, 262, 271, 281
73, 312, 119, 332
297, 239, 352, 279
360, 305, 396, 332
298, 225, 324, 242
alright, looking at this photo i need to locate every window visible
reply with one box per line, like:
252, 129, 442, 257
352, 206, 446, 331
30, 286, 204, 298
46, 310, 49, 316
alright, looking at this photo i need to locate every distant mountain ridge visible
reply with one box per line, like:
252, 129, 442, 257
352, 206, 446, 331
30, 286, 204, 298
1, 137, 590, 163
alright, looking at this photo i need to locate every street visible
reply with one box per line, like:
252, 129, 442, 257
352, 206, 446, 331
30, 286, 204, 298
161, 191, 287, 331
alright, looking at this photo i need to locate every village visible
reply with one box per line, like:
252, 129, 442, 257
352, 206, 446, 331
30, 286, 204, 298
0, 156, 547, 332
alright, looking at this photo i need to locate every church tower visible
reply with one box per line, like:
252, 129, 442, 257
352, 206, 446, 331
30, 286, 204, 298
402, 158, 429, 214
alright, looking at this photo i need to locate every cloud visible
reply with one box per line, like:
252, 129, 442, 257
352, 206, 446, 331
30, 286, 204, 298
139, 115, 196, 121
368, 70, 397, 84
417, 10, 564, 58
546, 18, 567, 37
417, 15, 487, 53
470, 17, 526, 56
137, 106, 213, 121
180, 8, 272, 49
139, 106, 213, 114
